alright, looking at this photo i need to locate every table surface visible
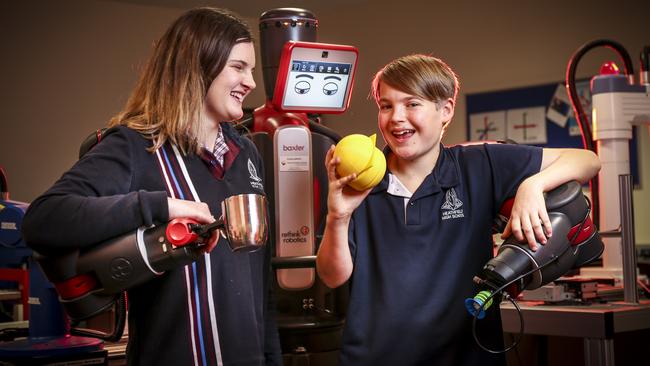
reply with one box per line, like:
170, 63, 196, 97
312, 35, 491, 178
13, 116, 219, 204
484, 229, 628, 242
500, 299, 650, 338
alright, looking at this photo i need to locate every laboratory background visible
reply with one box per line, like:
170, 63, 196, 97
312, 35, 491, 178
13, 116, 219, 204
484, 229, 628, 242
1, 0, 649, 365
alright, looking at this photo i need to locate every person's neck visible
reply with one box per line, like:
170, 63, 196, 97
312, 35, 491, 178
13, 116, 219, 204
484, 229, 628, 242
198, 119, 220, 150
389, 146, 440, 193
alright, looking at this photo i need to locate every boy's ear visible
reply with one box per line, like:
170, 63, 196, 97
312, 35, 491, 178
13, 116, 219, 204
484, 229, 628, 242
441, 98, 455, 127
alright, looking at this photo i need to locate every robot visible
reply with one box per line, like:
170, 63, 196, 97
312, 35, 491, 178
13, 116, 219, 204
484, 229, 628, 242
241, 8, 359, 365
566, 40, 650, 282
465, 180, 604, 352
466, 181, 604, 316
34, 192, 267, 323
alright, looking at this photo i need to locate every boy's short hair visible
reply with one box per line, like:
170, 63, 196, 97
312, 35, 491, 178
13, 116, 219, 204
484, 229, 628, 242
371, 54, 459, 107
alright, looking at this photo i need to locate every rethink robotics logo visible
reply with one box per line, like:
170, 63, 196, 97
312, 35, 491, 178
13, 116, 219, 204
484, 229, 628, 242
441, 188, 464, 221
281, 226, 310, 244
247, 159, 264, 190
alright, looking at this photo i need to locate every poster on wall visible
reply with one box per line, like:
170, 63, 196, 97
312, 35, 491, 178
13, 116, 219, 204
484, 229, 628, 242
506, 107, 547, 144
566, 80, 592, 137
469, 111, 506, 141
547, 84, 573, 128
466, 80, 639, 185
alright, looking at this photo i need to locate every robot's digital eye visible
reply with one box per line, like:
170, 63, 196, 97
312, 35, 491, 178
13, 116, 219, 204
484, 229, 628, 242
323, 82, 339, 96
294, 80, 311, 94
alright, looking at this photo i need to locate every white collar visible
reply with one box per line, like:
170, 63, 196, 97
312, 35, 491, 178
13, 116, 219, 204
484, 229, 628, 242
387, 173, 412, 198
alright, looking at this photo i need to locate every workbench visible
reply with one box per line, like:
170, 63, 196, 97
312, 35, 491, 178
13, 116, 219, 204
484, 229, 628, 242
500, 299, 650, 366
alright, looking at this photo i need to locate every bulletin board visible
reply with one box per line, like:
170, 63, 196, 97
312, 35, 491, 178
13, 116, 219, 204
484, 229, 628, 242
465, 80, 639, 185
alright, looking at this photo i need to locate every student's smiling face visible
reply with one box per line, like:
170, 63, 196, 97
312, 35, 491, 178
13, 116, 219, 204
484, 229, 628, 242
204, 42, 256, 123
377, 82, 454, 164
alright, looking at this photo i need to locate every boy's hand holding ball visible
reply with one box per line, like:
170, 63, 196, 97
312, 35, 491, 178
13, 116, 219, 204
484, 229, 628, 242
333, 134, 386, 191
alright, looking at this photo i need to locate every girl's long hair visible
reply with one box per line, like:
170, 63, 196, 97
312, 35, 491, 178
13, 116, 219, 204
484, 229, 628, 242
109, 7, 252, 154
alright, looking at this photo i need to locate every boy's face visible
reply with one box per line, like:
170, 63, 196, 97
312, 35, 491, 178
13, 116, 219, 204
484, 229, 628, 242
377, 82, 454, 164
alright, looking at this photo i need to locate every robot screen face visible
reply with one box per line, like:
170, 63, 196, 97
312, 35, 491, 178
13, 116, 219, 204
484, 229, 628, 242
283, 60, 351, 109
273, 42, 358, 113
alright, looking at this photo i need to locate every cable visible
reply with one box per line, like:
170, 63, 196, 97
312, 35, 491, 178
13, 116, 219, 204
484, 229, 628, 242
470, 255, 562, 354
565, 39, 634, 230
473, 292, 524, 354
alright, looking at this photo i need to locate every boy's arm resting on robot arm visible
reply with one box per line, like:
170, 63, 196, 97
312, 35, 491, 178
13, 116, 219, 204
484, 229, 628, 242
535, 148, 601, 190
502, 148, 601, 250
316, 146, 370, 288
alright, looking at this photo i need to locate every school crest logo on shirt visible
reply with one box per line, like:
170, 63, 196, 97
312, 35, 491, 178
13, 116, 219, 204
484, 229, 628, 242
248, 159, 264, 190
441, 187, 464, 220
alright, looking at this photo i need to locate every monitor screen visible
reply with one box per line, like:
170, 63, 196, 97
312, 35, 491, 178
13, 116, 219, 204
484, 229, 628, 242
284, 60, 351, 109
272, 42, 358, 114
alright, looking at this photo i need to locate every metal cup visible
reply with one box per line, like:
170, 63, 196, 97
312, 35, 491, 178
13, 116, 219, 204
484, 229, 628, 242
220, 194, 268, 253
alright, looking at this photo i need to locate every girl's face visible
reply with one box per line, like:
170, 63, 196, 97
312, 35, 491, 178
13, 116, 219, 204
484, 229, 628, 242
204, 42, 256, 124
377, 82, 454, 165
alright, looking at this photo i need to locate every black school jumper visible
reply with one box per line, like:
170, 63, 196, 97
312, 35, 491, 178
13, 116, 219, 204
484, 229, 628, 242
23, 124, 281, 366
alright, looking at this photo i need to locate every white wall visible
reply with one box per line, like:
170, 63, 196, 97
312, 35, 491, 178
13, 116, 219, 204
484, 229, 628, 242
1, 0, 648, 243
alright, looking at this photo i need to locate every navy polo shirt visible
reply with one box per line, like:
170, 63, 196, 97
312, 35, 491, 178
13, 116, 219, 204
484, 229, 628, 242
340, 143, 542, 366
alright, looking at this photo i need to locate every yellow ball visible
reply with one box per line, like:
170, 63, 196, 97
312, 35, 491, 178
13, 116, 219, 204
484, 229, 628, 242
334, 134, 387, 191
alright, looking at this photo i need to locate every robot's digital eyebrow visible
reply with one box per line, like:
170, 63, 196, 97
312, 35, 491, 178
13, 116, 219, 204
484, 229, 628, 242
295, 74, 314, 79
324, 76, 342, 81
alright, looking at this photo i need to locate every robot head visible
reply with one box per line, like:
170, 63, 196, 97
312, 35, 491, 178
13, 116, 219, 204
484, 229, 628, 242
259, 8, 318, 100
